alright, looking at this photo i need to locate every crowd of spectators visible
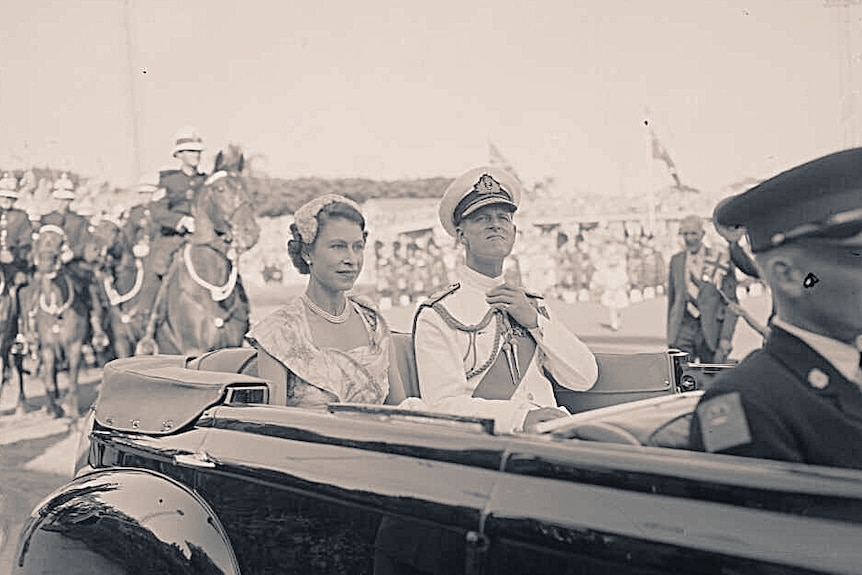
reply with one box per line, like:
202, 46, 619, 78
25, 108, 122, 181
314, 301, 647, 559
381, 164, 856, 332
370, 217, 764, 310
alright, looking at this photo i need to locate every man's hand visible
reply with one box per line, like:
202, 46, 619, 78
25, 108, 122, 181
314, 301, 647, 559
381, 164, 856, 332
523, 407, 568, 433
0, 248, 13, 264
713, 339, 733, 363
132, 243, 150, 258
486, 283, 538, 328
177, 216, 195, 234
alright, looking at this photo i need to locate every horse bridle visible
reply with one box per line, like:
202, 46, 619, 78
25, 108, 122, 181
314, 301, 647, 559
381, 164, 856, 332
201, 171, 250, 242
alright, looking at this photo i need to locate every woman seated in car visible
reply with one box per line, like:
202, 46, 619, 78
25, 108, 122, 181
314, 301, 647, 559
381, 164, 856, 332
246, 195, 405, 407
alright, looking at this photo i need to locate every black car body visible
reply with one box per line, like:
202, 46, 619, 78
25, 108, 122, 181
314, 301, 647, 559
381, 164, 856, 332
13, 347, 862, 574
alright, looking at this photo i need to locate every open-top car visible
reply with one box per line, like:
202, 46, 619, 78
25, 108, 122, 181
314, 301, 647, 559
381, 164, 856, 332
13, 344, 862, 575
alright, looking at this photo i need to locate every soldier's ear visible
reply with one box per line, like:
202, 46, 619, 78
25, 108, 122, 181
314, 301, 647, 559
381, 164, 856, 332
455, 228, 466, 246
760, 248, 806, 299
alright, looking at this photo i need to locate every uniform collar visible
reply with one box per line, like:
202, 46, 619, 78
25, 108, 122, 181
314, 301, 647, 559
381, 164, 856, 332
772, 318, 862, 385
458, 263, 503, 292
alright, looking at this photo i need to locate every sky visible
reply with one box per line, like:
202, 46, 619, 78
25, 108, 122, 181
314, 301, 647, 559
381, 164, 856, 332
0, 0, 858, 198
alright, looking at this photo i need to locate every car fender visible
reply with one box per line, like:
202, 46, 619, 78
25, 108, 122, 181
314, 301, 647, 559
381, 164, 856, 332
14, 467, 240, 575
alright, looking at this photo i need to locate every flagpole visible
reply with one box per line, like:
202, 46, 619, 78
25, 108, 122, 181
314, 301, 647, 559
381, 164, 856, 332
644, 113, 657, 235
124, 0, 141, 184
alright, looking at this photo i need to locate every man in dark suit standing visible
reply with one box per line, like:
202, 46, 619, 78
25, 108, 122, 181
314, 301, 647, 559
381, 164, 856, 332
690, 147, 862, 469
667, 215, 744, 363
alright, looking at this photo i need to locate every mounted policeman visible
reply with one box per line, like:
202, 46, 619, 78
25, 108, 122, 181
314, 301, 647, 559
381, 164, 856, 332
38, 173, 109, 355
149, 126, 224, 278
0, 172, 33, 286
0, 173, 32, 395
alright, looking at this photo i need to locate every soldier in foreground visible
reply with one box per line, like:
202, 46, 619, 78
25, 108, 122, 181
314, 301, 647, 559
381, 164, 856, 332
690, 147, 862, 469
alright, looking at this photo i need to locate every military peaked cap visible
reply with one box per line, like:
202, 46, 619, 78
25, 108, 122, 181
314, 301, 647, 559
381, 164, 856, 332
715, 147, 862, 252
438, 166, 522, 237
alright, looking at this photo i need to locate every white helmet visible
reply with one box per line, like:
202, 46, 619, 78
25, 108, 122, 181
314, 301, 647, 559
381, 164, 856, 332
134, 173, 160, 194
0, 172, 19, 199
172, 126, 205, 156
52, 172, 76, 200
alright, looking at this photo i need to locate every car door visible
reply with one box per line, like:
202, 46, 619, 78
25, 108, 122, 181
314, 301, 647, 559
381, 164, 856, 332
486, 438, 862, 574
182, 404, 509, 575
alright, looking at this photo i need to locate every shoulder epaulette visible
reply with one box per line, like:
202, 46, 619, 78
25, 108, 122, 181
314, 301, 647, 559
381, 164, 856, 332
159, 169, 180, 178
420, 283, 460, 309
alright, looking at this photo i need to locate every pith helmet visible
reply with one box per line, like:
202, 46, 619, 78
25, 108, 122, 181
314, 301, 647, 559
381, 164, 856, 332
0, 172, 18, 199
52, 173, 76, 200
172, 126, 205, 156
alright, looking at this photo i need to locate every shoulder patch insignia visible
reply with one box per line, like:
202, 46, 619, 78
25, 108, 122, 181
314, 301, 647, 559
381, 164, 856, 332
697, 392, 752, 453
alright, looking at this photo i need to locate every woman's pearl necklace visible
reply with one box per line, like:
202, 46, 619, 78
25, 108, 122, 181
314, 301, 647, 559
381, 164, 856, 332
302, 293, 351, 324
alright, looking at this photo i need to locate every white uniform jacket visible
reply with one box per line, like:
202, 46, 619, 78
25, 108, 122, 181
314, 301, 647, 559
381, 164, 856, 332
409, 265, 598, 433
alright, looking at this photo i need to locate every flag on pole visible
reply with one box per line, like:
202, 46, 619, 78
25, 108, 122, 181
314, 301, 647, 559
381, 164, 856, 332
649, 128, 682, 187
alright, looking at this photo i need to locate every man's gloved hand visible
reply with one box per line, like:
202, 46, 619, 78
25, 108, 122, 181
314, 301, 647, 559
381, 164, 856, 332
60, 244, 74, 264
132, 243, 150, 258
177, 216, 195, 234
0, 248, 13, 264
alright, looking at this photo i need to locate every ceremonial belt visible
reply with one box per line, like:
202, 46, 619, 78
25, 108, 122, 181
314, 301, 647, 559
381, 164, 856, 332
472, 316, 537, 400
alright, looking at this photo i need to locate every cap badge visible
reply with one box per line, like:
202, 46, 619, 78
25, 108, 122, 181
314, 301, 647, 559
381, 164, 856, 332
807, 368, 829, 389
472, 174, 508, 198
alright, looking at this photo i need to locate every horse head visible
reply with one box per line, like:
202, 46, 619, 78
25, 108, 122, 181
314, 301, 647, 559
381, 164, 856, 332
83, 219, 122, 270
194, 145, 260, 254
33, 225, 67, 275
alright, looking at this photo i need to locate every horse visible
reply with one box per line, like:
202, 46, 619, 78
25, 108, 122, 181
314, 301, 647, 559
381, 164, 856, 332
0, 262, 27, 415
139, 146, 260, 356
88, 218, 160, 359
18, 225, 90, 419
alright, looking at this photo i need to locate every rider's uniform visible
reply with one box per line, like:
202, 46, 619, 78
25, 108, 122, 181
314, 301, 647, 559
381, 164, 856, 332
122, 201, 159, 256
148, 168, 208, 275
38, 174, 105, 347
0, 175, 33, 284
40, 174, 91, 275
149, 128, 212, 276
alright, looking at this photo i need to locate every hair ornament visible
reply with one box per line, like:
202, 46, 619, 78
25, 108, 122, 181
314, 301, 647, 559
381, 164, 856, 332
293, 194, 362, 244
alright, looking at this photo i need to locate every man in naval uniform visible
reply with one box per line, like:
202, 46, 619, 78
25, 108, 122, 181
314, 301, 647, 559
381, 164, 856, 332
410, 166, 598, 434
690, 147, 862, 469
149, 127, 208, 276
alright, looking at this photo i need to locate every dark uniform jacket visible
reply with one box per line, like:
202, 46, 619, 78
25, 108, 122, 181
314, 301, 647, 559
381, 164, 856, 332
690, 326, 862, 469
0, 207, 33, 272
121, 203, 157, 251
667, 243, 747, 351
41, 210, 90, 261
150, 169, 206, 235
